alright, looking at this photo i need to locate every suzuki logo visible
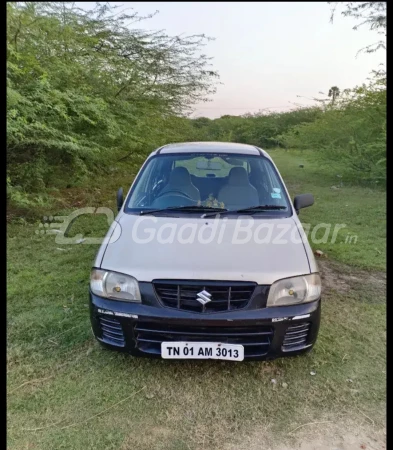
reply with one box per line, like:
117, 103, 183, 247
196, 290, 212, 305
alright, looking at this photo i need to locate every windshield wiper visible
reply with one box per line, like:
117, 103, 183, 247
203, 205, 287, 217
139, 205, 228, 216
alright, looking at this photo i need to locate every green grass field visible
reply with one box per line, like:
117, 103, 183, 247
271, 149, 386, 271
7, 149, 386, 449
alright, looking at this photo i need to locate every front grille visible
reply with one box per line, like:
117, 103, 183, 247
98, 316, 125, 347
135, 322, 273, 358
282, 323, 310, 352
153, 280, 256, 313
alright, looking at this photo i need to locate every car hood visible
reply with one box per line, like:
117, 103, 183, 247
98, 213, 311, 285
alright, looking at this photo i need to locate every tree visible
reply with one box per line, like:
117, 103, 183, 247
328, 86, 340, 104
7, 2, 219, 191
328, 2, 386, 54
280, 74, 386, 184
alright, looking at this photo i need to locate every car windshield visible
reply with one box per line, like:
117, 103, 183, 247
124, 153, 291, 214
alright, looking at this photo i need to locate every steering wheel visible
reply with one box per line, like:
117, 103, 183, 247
152, 179, 166, 195
155, 189, 193, 200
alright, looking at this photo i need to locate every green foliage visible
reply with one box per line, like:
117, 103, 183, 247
328, 86, 340, 105
189, 74, 385, 185
7, 1, 386, 203
190, 107, 323, 148
7, 2, 218, 192
329, 2, 386, 54
280, 75, 386, 184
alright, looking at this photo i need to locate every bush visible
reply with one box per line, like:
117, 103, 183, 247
280, 75, 386, 184
7, 2, 218, 192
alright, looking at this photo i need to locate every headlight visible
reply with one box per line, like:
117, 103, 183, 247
90, 269, 141, 302
267, 273, 321, 307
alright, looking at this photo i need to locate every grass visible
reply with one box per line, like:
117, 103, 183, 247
7, 149, 386, 449
270, 149, 386, 271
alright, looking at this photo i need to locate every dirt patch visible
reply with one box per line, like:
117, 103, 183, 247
120, 426, 174, 450
225, 419, 386, 450
317, 259, 386, 297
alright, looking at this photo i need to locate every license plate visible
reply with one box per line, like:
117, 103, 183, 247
161, 342, 244, 361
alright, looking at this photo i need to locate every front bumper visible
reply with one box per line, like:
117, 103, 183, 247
90, 286, 321, 361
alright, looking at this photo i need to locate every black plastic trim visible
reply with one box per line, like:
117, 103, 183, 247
89, 290, 321, 361
152, 279, 270, 314
155, 145, 167, 155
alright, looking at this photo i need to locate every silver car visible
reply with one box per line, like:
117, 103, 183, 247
90, 142, 321, 361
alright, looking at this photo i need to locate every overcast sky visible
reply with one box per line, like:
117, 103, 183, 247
80, 2, 384, 118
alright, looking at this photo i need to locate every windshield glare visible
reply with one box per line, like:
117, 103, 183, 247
125, 153, 290, 214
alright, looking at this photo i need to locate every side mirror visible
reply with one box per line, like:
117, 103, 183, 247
117, 187, 124, 212
294, 193, 314, 213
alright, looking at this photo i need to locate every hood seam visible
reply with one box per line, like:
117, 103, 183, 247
291, 217, 312, 273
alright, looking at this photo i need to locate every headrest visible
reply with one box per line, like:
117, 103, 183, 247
228, 167, 249, 186
169, 166, 191, 185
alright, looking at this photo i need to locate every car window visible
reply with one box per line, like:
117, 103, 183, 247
125, 153, 290, 213
175, 156, 248, 177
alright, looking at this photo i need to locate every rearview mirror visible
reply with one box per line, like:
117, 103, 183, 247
117, 187, 124, 212
196, 161, 222, 170
294, 193, 314, 213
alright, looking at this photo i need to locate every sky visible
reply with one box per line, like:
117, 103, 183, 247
79, 2, 384, 118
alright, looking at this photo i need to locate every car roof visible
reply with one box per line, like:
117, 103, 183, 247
149, 142, 271, 158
